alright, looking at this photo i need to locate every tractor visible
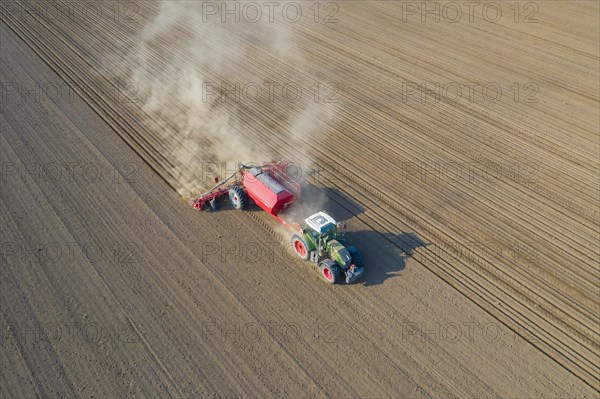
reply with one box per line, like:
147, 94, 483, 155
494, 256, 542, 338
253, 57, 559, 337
290, 211, 364, 284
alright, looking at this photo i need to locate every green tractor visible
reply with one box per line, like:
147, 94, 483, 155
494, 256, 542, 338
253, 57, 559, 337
290, 211, 365, 284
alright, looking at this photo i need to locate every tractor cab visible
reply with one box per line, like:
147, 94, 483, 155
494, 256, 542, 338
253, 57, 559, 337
302, 211, 347, 254
304, 211, 338, 240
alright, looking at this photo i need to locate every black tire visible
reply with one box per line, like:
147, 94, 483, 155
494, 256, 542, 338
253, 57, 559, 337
319, 260, 342, 284
347, 246, 363, 268
228, 185, 248, 210
291, 234, 311, 261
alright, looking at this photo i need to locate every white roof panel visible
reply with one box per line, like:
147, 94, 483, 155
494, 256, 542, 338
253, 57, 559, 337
305, 211, 336, 233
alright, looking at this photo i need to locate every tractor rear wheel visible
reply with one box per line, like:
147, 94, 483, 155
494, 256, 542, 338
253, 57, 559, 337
291, 234, 311, 261
228, 185, 248, 210
319, 260, 342, 284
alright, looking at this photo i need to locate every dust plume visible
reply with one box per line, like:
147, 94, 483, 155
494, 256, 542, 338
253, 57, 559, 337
115, 2, 339, 197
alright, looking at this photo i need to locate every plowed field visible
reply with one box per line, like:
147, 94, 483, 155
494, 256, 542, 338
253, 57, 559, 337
1, 1, 598, 397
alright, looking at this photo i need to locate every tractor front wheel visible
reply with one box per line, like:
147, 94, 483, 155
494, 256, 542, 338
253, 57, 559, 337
291, 234, 311, 261
319, 260, 342, 284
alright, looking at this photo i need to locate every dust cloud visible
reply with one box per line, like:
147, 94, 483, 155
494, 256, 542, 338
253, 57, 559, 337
117, 2, 338, 197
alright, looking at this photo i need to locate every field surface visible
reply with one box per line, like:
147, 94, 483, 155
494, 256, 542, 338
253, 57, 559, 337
1, 1, 598, 397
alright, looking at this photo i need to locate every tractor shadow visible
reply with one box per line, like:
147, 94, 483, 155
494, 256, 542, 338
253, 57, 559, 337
342, 230, 429, 286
